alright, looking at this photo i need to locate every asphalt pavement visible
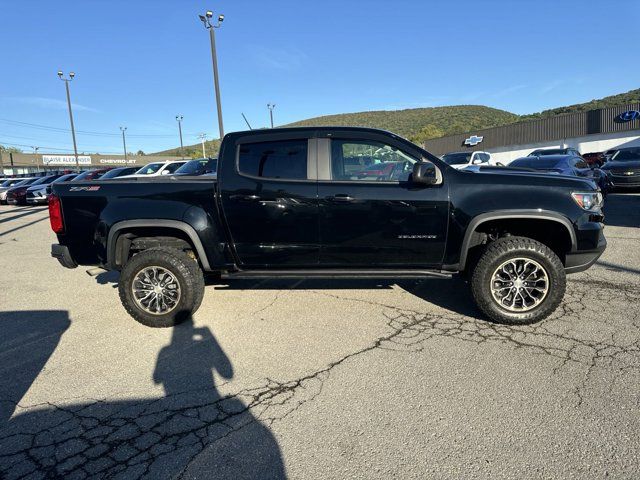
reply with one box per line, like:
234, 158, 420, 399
0, 195, 639, 479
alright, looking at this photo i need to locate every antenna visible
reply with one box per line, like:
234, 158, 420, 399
241, 113, 253, 130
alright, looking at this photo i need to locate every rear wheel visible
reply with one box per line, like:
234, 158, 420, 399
470, 236, 566, 325
118, 247, 205, 328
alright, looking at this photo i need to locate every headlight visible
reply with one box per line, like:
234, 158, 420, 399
571, 191, 603, 210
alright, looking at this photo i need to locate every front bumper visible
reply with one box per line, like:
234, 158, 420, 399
27, 196, 48, 205
565, 229, 607, 274
51, 244, 78, 269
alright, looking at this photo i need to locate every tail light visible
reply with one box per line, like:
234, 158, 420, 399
48, 195, 64, 233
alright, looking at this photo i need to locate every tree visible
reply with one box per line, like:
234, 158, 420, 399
136, 150, 146, 156
0, 145, 22, 154
409, 124, 444, 144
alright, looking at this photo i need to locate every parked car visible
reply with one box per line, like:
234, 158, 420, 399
600, 147, 640, 191
5, 177, 42, 205
71, 169, 112, 182
173, 158, 218, 176
119, 161, 188, 178
0, 178, 31, 204
26, 174, 65, 205
97, 167, 140, 180
508, 155, 610, 192
528, 147, 582, 157
50, 127, 606, 328
441, 151, 493, 169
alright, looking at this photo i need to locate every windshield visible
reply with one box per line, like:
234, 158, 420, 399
135, 163, 164, 175
175, 159, 217, 175
442, 152, 472, 165
1, 179, 23, 187
13, 178, 38, 187
30, 175, 58, 186
53, 174, 78, 183
100, 167, 135, 179
509, 158, 562, 169
611, 148, 640, 162
529, 149, 566, 156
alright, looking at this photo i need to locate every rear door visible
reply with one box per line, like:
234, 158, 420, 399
316, 131, 449, 267
219, 132, 319, 268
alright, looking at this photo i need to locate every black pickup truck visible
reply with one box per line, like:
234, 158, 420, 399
49, 127, 606, 327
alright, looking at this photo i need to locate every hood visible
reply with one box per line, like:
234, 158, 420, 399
601, 160, 640, 170
460, 165, 598, 190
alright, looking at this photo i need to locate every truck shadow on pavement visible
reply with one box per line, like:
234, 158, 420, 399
603, 193, 640, 228
0, 314, 285, 479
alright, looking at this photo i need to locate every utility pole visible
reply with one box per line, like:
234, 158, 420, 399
32, 146, 40, 172
199, 10, 225, 140
267, 103, 276, 128
57, 71, 80, 171
176, 115, 184, 159
120, 127, 128, 160
198, 133, 207, 157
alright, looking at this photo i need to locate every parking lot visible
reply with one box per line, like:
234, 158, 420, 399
0, 195, 639, 479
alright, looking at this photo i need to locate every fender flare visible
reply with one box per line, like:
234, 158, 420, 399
107, 219, 211, 271
456, 210, 577, 271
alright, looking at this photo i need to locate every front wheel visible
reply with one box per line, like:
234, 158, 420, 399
470, 236, 566, 325
118, 247, 205, 328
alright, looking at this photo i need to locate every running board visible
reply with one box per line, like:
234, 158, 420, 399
222, 269, 452, 280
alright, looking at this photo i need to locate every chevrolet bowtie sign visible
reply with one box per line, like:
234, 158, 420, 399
464, 135, 484, 146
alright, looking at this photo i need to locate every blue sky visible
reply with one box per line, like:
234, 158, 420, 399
1, 0, 638, 154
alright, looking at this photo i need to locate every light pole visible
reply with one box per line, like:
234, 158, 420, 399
267, 103, 276, 128
120, 127, 128, 160
198, 133, 207, 158
199, 10, 225, 140
32, 146, 40, 172
176, 115, 184, 159
57, 71, 80, 171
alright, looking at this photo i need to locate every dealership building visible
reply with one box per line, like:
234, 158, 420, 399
423, 103, 640, 163
0, 153, 182, 176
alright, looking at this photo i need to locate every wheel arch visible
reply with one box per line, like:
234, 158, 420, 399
107, 220, 211, 271
457, 210, 577, 271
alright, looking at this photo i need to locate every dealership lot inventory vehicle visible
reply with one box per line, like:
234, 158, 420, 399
25, 174, 65, 205
508, 155, 610, 192
600, 147, 640, 191
120, 160, 188, 178
4, 177, 40, 205
441, 150, 493, 169
50, 127, 606, 328
0, 178, 31, 204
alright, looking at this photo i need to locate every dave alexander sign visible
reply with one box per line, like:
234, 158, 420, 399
43, 155, 92, 165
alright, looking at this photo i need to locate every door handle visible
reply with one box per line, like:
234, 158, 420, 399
231, 194, 261, 202
327, 194, 355, 202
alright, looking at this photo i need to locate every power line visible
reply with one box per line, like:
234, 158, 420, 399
0, 118, 201, 138
0, 140, 122, 155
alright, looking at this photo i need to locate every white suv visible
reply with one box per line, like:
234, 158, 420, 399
441, 151, 493, 169
119, 160, 188, 178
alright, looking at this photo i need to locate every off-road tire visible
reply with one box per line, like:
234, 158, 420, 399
471, 236, 566, 325
118, 247, 205, 328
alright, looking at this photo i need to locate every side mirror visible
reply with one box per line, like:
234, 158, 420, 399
161, 170, 170, 175
412, 161, 439, 185
472, 158, 483, 165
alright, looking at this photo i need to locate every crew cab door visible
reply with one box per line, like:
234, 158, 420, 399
219, 132, 319, 268
316, 131, 449, 267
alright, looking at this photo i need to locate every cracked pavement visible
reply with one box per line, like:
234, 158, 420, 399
1, 195, 639, 479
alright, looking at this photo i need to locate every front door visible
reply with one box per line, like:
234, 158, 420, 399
219, 135, 319, 268
317, 133, 449, 267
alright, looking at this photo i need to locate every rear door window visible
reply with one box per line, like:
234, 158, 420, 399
238, 140, 308, 180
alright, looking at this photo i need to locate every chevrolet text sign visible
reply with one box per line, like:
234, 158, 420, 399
99, 158, 138, 165
43, 155, 92, 165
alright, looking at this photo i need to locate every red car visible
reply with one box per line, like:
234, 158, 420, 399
582, 152, 606, 167
71, 168, 113, 181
